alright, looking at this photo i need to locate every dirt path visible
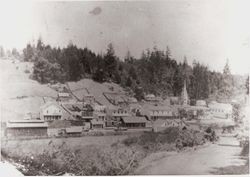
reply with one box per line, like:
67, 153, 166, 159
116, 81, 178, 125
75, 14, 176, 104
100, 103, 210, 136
135, 136, 246, 175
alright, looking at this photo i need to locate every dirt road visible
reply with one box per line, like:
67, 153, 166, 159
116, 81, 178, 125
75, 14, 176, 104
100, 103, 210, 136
135, 136, 247, 175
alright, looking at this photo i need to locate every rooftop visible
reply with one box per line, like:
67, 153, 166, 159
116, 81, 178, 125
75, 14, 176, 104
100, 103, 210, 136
7, 121, 48, 128
121, 116, 147, 123
65, 126, 82, 133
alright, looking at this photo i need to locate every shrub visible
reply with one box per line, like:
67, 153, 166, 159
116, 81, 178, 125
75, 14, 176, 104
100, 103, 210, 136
122, 136, 138, 146
240, 138, 249, 157
204, 126, 219, 142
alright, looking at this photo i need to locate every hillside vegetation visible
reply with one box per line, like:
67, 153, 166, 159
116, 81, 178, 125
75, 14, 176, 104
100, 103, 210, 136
1, 127, 218, 175
21, 39, 248, 102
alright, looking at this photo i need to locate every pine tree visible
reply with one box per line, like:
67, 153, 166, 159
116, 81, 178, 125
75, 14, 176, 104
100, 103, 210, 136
104, 43, 118, 80
246, 75, 249, 95
0, 46, 5, 57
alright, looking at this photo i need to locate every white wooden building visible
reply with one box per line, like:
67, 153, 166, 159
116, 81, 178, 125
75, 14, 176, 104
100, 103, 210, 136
40, 102, 63, 121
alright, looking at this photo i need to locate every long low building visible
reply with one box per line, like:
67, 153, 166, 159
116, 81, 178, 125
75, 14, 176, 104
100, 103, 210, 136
140, 104, 179, 121
120, 116, 148, 128
6, 120, 48, 137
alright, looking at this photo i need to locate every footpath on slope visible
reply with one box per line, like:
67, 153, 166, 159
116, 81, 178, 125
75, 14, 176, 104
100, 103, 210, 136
135, 136, 246, 175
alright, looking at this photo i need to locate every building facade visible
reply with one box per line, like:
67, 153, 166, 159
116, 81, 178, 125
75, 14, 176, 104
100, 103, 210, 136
6, 120, 48, 137
40, 102, 63, 121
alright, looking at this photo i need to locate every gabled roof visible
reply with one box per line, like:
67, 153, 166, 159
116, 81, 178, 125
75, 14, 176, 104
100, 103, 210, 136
7, 121, 48, 128
8, 120, 44, 123
153, 119, 186, 127
121, 116, 147, 123
65, 126, 82, 133
58, 92, 70, 97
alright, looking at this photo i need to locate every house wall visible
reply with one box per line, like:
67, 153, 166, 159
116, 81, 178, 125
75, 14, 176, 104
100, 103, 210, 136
6, 127, 48, 137
92, 124, 104, 129
208, 104, 233, 119
42, 105, 62, 116
122, 122, 146, 128
149, 110, 176, 120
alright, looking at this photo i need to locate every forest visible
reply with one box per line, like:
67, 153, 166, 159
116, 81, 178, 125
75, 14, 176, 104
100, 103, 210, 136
4, 39, 247, 102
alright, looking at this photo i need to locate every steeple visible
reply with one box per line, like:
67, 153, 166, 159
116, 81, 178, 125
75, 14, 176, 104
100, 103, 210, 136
181, 80, 189, 105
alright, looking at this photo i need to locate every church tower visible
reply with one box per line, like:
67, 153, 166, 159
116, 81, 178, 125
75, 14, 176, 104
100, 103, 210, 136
181, 80, 189, 105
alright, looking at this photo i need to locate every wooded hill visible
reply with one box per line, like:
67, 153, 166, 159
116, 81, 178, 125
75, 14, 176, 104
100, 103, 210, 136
19, 39, 248, 102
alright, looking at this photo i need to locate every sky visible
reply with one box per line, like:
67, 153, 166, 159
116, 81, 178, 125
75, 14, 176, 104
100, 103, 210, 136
0, 0, 249, 75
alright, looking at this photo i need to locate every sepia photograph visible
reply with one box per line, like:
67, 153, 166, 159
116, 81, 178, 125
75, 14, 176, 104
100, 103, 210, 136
0, 0, 249, 176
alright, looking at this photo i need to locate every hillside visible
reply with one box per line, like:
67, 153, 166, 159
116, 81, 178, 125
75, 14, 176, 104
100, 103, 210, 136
0, 58, 132, 122
0, 59, 57, 121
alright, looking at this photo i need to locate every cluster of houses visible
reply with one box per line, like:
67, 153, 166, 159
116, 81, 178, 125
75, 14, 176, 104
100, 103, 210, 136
5, 81, 235, 138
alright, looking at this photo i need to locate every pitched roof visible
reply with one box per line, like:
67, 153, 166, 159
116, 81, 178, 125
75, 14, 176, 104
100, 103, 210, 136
7, 121, 48, 128
65, 126, 82, 133
121, 116, 147, 123
8, 120, 45, 123
153, 119, 186, 127
58, 92, 70, 97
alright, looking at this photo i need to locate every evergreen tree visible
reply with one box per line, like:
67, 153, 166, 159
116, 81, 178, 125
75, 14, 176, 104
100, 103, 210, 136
0, 46, 5, 57
125, 77, 132, 87
220, 59, 234, 100
246, 75, 249, 95
32, 56, 51, 83
104, 43, 118, 80
23, 43, 35, 61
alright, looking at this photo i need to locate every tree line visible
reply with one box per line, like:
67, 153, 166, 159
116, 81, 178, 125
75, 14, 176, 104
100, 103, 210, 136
21, 39, 247, 102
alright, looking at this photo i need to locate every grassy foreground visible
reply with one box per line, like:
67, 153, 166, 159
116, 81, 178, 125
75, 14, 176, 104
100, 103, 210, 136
1, 127, 218, 175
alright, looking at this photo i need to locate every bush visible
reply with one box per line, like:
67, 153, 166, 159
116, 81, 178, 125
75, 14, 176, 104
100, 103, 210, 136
122, 136, 138, 146
240, 138, 249, 157
122, 127, 207, 152
204, 126, 219, 142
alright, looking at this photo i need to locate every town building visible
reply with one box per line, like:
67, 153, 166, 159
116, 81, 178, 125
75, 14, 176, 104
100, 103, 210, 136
91, 119, 105, 129
6, 120, 48, 137
179, 105, 209, 120
40, 102, 63, 121
105, 106, 130, 127
153, 119, 186, 132
141, 104, 178, 121
57, 92, 72, 102
120, 116, 148, 128
196, 100, 207, 107
61, 103, 94, 122
145, 94, 160, 102
129, 103, 142, 116
64, 126, 83, 136
208, 101, 233, 119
